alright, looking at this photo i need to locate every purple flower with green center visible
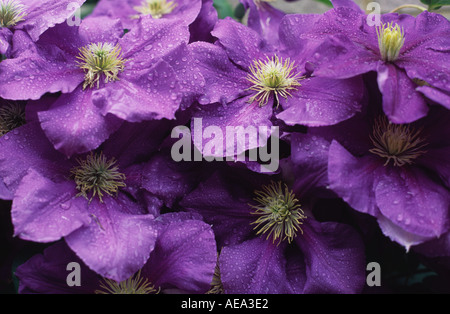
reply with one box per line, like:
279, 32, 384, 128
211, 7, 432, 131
0, 15, 203, 157
90, 0, 218, 42
319, 101, 450, 250
179, 166, 366, 294
0, 0, 86, 56
15, 212, 217, 294
0, 121, 174, 282
281, 0, 450, 123
190, 17, 364, 162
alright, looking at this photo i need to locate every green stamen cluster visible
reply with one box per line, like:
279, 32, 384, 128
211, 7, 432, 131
376, 22, 405, 62
76, 42, 127, 89
0, 102, 25, 135
133, 0, 177, 19
95, 270, 159, 294
246, 55, 302, 108
0, 0, 26, 28
71, 152, 126, 203
250, 181, 306, 245
369, 116, 427, 167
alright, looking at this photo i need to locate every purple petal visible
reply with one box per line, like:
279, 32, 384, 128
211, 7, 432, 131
38, 86, 123, 157
219, 237, 292, 293
0, 38, 82, 100
0, 123, 66, 194
0, 27, 12, 55
16, 0, 87, 42
374, 165, 449, 240
12, 168, 91, 243
211, 18, 266, 69
191, 97, 274, 158
65, 196, 158, 282
189, 0, 218, 43
416, 86, 450, 109
189, 41, 248, 105
331, 0, 364, 11
15, 241, 101, 294
143, 213, 217, 293
377, 62, 429, 124
120, 17, 190, 61
244, 0, 285, 47
276, 76, 363, 127
296, 219, 366, 294
94, 59, 181, 122
328, 140, 380, 217
396, 11, 450, 93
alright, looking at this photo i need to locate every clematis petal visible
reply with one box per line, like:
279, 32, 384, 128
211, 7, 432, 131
377, 62, 428, 124
65, 195, 158, 282
37, 86, 123, 157
11, 168, 91, 243
219, 237, 291, 293
328, 140, 380, 217
189, 41, 249, 105
296, 219, 366, 294
142, 213, 217, 293
374, 165, 449, 241
276, 76, 363, 127
211, 17, 267, 70
15, 0, 87, 42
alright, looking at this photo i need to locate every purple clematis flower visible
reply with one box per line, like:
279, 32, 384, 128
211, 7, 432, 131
190, 17, 364, 165
0, 120, 176, 282
323, 100, 450, 250
0, 15, 203, 157
90, 0, 218, 43
179, 165, 366, 294
280, 0, 450, 123
0, 0, 86, 56
15, 212, 217, 294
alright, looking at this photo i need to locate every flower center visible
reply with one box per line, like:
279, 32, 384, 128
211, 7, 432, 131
246, 55, 302, 108
0, 101, 25, 135
71, 152, 126, 203
369, 116, 427, 167
76, 42, 127, 89
95, 270, 158, 294
250, 181, 306, 245
133, 0, 177, 19
206, 258, 224, 294
0, 0, 26, 28
376, 22, 405, 62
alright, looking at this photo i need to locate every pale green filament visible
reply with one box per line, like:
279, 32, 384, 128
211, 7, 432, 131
369, 116, 427, 167
0, 0, 26, 28
76, 42, 127, 89
71, 152, 126, 203
95, 270, 159, 294
246, 55, 302, 108
250, 181, 306, 245
376, 22, 405, 62
133, 0, 177, 19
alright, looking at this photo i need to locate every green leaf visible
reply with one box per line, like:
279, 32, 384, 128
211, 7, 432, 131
213, 0, 235, 19
420, 0, 450, 10
314, 0, 333, 7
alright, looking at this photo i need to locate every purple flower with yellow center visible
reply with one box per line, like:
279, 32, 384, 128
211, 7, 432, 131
0, 0, 86, 56
180, 166, 366, 294
322, 102, 450, 250
0, 121, 171, 282
0, 15, 202, 157
15, 212, 217, 294
190, 17, 364, 161
281, 0, 450, 123
90, 0, 218, 42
